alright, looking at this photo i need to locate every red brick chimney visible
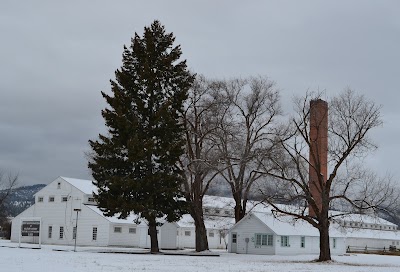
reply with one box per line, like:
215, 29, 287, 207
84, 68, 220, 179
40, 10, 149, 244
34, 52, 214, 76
309, 99, 328, 217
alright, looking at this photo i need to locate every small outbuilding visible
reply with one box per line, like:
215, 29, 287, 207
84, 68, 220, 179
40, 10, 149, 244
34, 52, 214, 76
228, 212, 346, 255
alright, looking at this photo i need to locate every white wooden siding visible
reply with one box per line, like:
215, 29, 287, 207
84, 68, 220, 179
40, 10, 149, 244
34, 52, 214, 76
229, 215, 275, 255
346, 237, 399, 250
160, 223, 178, 249
11, 177, 110, 247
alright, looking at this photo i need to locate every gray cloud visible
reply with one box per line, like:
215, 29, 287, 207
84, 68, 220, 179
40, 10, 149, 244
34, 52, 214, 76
1, 0, 399, 185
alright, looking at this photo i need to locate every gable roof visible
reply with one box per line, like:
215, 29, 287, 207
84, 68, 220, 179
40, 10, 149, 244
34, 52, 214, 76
330, 210, 397, 227
177, 214, 235, 229
60, 176, 96, 194
85, 205, 144, 225
234, 212, 345, 238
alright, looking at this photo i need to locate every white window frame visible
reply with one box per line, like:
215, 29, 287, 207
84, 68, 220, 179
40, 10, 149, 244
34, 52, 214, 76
38, 197, 44, 203
281, 236, 290, 247
255, 234, 273, 246
184, 231, 191, 236
300, 236, 305, 248
61, 196, 68, 202
333, 238, 336, 248
114, 227, 122, 233
57, 182, 61, 189
49, 196, 55, 202
232, 233, 237, 243
48, 226, 52, 239
92, 227, 98, 241
129, 228, 136, 234
208, 231, 214, 237
59, 226, 64, 239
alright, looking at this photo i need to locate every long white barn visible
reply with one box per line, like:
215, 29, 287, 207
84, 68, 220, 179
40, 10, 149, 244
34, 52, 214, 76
11, 177, 233, 249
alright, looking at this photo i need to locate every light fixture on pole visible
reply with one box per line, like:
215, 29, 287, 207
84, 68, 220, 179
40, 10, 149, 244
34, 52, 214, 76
73, 208, 81, 252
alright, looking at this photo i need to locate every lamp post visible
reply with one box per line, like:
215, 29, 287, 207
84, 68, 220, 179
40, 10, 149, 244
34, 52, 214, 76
73, 208, 81, 252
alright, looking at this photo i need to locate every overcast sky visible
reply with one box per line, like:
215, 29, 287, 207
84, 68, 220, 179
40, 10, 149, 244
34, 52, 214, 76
1, 1, 399, 186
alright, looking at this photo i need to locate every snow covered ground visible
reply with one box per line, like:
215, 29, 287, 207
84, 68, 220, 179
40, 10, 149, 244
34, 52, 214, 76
1, 240, 400, 272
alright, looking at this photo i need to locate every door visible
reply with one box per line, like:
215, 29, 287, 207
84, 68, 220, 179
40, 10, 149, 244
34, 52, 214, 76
231, 232, 237, 253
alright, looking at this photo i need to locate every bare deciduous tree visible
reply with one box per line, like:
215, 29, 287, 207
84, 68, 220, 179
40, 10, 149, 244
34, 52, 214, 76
212, 76, 282, 222
181, 76, 223, 251
258, 89, 398, 261
0, 171, 18, 222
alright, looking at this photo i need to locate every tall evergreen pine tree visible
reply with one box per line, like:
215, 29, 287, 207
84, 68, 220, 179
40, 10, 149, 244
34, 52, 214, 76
88, 21, 194, 253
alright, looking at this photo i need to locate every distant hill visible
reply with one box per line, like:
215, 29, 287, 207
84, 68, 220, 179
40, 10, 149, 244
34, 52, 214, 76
2, 184, 46, 217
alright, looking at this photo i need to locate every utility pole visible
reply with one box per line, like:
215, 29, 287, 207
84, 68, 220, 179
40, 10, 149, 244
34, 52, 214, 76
73, 208, 81, 252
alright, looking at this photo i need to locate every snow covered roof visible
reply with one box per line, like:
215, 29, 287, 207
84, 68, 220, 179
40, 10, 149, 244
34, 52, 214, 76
244, 212, 345, 238
339, 226, 400, 240
85, 205, 143, 225
176, 214, 235, 230
330, 211, 397, 226
236, 211, 400, 240
202, 195, 236, 209
60, 176, 97, 195
202, 195, 272, 213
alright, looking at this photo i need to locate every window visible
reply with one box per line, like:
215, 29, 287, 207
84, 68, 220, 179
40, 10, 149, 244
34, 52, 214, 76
38, 197, 43, 203
57, 182, 61, 189
48, 226, 52, 239
397, 241, 399, 246
114, 227, 122, 233
129, 228, 136, 234
224, 210, 230, 215
333, 238, 336, 249
255, 234, 273, 246
62, 196, 68, 202
232, 234, 237, 243
204, 208, 210, 213
209, 231, 214, 237
88, 197, 95, 202
92, 227, 97, 241
214, 209, 220, 214
59, 227, 64, 239
185, 231, 191, 236
73, 227, 77, 240
300, 236, 305, 248
49, 196, 55, 202
281, 236, 289, 247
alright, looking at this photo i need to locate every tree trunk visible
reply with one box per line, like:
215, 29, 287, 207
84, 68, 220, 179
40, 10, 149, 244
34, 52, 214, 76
318, 220, 331, 261
148, 216, 159, 253
234, 204, 245, 223
233, 191, 245, 222
189, 185, 209, 252
194, 212, 209, 252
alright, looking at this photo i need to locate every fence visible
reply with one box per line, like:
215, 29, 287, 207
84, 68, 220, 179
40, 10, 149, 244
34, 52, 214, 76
346, 245, 397, 253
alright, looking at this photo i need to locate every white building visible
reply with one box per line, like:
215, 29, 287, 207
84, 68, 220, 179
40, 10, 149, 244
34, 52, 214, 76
11, 177, 235, 249
332, 213, 400, 251
228, 212, 346, 255
228, 211, 400, 255
11, 177, 154, 248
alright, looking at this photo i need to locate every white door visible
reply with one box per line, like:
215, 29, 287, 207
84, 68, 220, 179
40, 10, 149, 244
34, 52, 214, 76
231, 233, 237, 253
